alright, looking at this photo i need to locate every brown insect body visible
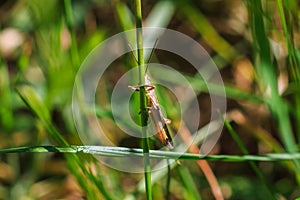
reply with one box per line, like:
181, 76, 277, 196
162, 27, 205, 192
129, 74, 174, 149
144, 74, 174, 149
128, 40, 173, 149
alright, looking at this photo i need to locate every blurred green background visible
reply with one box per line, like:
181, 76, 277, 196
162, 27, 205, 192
0, 0, 300, 199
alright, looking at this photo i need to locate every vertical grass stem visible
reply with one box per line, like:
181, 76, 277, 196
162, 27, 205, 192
135, 0, 152, 199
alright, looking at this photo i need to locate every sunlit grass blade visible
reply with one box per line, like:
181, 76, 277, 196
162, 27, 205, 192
63, 0, 80, 70
16, 85, 114, 200
276, 0, 300, 144
277, 0, 300, 81
176, 121, 224, 199
17, 85, 66, 145
116, 1, 135, 31
144, 1, 175, 28
150, 66, 264, 104
115, 1, 139, 64
177, 164, 202, 200
79, 30, 106, 60
134, 0, 152, 199
224, 118, 276, 199
2, 145, 300, 162
166, 160, 171, 200
134, 119, 224, 198
227, 110, 297, 173
189, 75, 264, 103
247, 0, 300, 182
0, 64, 14, 130
179, 2, 238, 63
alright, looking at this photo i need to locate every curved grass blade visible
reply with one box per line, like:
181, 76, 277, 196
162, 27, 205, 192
2, 145, 300, 162
17, 85, 114, 200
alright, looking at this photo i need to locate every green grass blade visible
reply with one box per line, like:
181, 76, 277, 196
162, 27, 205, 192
17, 85, 67, 145
134, 0, 152, 199
149, 66, 264, 104
179, 2, 238, 63
177, 165, 202, 200
135, 119, 224, 196
189, 75, 264, 103
2, 145, 300, 162
276, 0, 300, 145
276, 0, 300, 81
116, 2, 134, 31
145, 1, 175, 28
0, 63, 14, 130
16, 85, 114, 200
165, 160, 171, 200
247, 0, 300, 183
224, 119, 276, 199
63, 0, 80, 70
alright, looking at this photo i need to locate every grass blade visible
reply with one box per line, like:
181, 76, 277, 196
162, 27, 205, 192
179, 2, 238, 63
0, 64, 14, 130
134, 0, 152, 199
144, 1, 175, 28
17, 85, 114, 200
247, 0, 300, 183
177, 165, 202, 200
2, 145, 300, 162
224, 118, 276, 199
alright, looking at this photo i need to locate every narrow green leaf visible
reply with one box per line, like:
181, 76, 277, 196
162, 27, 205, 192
178, 165, 202, 200
116, 2, 135, 31
17, 85, 67, 145
224, 119, 276, 199
247, 0, 300, 181
2, 145, 300, 162
180, 2, 238, 63
0, 64, 14, 130
145, 1, 175, 28
134, 0, 152, 199
17, 85, 114, 200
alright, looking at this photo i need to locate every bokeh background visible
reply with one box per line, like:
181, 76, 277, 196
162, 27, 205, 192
0, 0, 300, 199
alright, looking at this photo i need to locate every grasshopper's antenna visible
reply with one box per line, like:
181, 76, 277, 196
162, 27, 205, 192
145, 39, 159, 74
128, 39, 159, 74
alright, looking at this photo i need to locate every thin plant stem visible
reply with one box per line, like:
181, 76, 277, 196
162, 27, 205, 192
224, 119, 276, 200
63, 0, 80, 70
276, 0, 300, 149
165, 159, 171, 200
247, 0, 300, 183
134, 0, 152, 199
276, 0, 300, 80
2, 145, 300, 161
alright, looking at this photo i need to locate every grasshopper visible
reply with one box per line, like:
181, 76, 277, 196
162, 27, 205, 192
129, 42, 174, 149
